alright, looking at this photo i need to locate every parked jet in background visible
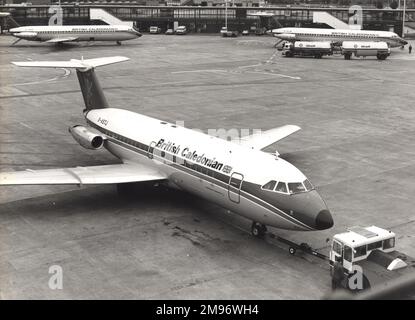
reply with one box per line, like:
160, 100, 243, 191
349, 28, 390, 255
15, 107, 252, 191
10, 25, 141, 45
271, 27, 407, 48
0, 56, 333, 236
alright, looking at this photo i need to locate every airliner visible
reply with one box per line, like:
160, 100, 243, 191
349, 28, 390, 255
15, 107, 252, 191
271, 27, 408, 48
0, 56, 333, 237
9, 25, 141, 45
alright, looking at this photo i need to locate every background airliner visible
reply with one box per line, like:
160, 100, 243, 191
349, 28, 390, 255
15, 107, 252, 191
0, 56, 333, 237
10, 25, 141, 45
271, 27, 407, 48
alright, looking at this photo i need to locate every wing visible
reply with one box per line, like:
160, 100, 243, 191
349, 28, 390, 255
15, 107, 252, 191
239, 125, 301, 154
0, 163, 166, 186
45, 37, 78, 43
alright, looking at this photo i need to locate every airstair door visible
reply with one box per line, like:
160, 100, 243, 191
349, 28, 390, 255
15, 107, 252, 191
228, 172, 244, 203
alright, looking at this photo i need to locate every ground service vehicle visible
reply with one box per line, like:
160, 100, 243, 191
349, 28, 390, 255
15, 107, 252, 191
149, 26, 161, 34
329, 226, 413, 291
175, 26, 187, 35
342, 41, 390, 60
220, 27, 238, 37
282, 41, 333, 58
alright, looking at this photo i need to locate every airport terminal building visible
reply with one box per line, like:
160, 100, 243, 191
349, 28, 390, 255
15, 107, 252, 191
1, 1, 415, 35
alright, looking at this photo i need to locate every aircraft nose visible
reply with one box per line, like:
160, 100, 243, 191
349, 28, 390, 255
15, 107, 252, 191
315, 209, 334, 230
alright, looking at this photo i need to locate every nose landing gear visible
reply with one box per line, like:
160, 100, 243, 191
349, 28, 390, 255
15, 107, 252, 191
251, 221, 267, 238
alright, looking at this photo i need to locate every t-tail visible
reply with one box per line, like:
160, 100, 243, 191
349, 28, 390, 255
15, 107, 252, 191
12, 56, 129, 111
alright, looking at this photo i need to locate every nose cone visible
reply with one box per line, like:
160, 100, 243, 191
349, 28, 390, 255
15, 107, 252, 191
286, 190, 334, 231
315, 209, 334, 230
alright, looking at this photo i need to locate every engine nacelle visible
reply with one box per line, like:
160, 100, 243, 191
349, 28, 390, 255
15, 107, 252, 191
69, 125, 105, 150
275, 33, 296, 40
14, 32, 38, 39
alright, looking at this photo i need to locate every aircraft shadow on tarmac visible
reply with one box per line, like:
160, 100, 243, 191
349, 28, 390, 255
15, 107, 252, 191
0, 184, 202, 218
1, 41, 143, 51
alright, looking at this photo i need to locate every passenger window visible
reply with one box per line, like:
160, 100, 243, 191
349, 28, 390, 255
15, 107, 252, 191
344, 246, 352, 262
275, 182, 287, 193
288, 182, 306, 194
262, 180, 276, 191
303, 179, 313, 191
354, 245, 367, 258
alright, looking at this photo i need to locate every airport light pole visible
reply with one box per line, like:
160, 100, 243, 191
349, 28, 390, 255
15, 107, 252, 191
225, 0, 228, 29
402, 0, 406, 37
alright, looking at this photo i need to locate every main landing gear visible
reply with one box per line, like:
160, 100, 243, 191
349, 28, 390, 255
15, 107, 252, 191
116, 41, 122, 45
251, 221, 267, 238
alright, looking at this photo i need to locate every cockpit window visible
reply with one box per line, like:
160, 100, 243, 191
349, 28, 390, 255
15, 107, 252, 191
303, 179, 314, 191
288, 182, 306, 194
275, 182, 288, 193
262, 180, 276, 191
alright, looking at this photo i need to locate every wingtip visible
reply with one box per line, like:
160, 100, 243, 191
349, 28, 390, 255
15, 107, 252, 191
285, 124, 301, 131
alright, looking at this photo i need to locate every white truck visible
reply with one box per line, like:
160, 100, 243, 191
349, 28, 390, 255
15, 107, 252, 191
220, 27, 238, 37
282, 41, 333, 58
329, 226, 414, 291
342, 41, 391, 60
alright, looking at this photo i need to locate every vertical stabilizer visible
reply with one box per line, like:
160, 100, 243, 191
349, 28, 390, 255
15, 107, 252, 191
76, 68, 108, 110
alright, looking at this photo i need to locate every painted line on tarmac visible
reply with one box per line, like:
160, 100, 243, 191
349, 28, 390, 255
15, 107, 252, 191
19, 122, 35, 130
11, 68, 71, 87
172, 69, 227, 74
237, 63, 263, 69
172, 68, 300, 79
172, 50, 300, 80
246, 71, 301, 79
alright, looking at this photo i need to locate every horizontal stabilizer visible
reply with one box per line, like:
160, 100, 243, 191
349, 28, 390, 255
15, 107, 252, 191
12, 56, 129, 70
0, 163, 166, 186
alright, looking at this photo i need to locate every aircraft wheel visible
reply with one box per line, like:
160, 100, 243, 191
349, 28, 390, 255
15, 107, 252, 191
251, 222, 267, 238
289, 247, 296, 255
116, 41, 122, 46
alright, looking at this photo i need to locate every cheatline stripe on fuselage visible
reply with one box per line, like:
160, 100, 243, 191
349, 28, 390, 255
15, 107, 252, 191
87, 119, 314, 230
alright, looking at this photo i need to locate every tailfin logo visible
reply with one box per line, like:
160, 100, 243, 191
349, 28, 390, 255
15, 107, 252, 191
48, 5, 63, 26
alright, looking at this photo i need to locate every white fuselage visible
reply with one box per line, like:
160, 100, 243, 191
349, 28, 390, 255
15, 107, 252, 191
272, 27, 408, 48
10, 25, 141, 43
84, 108, 333, 232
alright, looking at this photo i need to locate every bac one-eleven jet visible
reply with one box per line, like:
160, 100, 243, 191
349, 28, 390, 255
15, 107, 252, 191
0, 56, 333, 236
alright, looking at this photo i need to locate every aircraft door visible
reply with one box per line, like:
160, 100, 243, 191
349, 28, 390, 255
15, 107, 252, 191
228, 172, 244, 203
148, 141, 156, 159
343, 245, 353, 272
